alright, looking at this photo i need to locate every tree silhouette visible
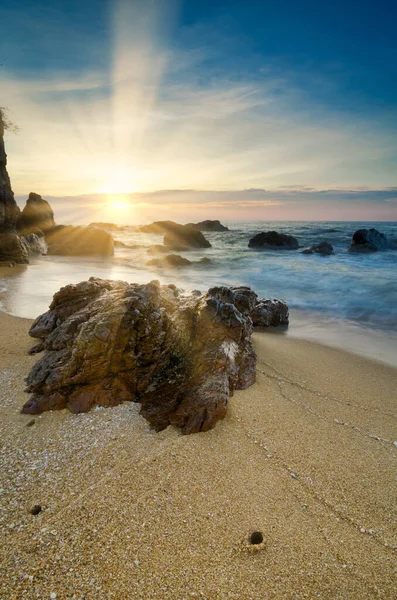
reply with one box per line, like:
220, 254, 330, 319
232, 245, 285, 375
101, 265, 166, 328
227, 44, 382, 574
0, 106, 19, 136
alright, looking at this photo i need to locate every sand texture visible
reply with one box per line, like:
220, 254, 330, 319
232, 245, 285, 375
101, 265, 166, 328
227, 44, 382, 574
0, 311, 396, 599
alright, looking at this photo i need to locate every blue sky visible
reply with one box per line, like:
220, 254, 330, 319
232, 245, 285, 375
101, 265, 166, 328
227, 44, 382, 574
1, 0, 396, 222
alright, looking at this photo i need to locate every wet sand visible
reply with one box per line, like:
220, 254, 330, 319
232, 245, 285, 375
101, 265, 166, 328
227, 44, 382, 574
0, 311, 396, 599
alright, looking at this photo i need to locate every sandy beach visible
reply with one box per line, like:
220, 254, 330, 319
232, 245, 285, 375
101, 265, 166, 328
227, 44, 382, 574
0, 310, 396, 599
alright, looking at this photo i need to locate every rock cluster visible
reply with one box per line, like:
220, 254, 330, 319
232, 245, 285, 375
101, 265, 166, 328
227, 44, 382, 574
251, 299, 289, 327
248, 231, 299, 250
21, 280, 289, 433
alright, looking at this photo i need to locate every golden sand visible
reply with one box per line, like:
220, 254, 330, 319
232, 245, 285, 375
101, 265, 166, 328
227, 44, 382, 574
0, 311, 396, 599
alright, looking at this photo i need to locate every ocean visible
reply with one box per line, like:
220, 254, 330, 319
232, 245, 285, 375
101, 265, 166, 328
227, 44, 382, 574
1, 220, 397, 365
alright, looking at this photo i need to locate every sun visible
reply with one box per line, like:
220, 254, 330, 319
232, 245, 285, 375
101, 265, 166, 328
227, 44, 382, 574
110, 197, 130, 212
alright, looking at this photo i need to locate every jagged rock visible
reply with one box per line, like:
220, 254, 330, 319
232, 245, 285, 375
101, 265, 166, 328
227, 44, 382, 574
45, 225, 114, 256
21, 233, 47, 255
17, 193, 55, 235
147, 244, 189, 254
147, 254, 192, 268
251, 299, 289, 328
21, 279, 257, 434
248, 231, 299, 250
164, 225, 211, 249
348, 228, 389, 252
301, 242, 334, 256
0, 232, 29, 264
186, 220, 229, 232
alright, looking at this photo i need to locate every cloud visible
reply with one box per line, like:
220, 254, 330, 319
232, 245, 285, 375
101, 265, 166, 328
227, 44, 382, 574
1, 0, 396, 220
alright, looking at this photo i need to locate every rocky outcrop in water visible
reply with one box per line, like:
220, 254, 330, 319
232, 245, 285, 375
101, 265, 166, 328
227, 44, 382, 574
147, 254, 192, 268
138, 220, 179, 234
251, 299, 289, 327
348, 228, 388, 253
248, 231, 299, 250
45, 225, 114, 256
301, 242, 334, 256
186, 220, 229, 232
21, 279, 257, 434
164, 225, 211, 249
138, 221, 211, 248
17, 193, 55, 236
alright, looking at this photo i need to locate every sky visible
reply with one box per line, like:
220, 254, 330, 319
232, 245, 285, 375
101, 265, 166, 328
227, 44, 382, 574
1, 0, 397, 223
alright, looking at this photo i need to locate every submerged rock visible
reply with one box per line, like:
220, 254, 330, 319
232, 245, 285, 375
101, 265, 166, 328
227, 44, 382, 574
17, 192, 55, 235
348, 228, 389, 252
251, 299, 289, 328
45, 225, 114, 256
186, 220, 229, 232
301, 242, 334, 256
22, 279, 257, 434
248, 231, 299, 250
147, 254, 192, 268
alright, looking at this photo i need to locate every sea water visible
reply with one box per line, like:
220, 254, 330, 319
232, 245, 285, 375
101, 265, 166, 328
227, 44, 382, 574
1, 221, 397, 365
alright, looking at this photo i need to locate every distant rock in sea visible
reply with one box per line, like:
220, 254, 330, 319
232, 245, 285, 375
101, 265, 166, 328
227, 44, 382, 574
164, 224, 211, 249
301, 242, 334, 256
138, 220, 212, 248
147, 254, 192, 268
17, 192, 55, 236
89, 222, 121, 231
348, 228, 389, 253
138, 220, 179, 234
186, 220, 229, 232
45, 225, 114, 256
248, 231, 299, 250
22, 279, 288, 433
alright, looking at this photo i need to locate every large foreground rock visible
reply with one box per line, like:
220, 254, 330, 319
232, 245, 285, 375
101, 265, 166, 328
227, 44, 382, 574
249, 231, 299, 250
17, 192, 55, 235
45, 225, 114, 256
348, 228, 388, 253
186, 220, 229, 232
21, 279, 257, 434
